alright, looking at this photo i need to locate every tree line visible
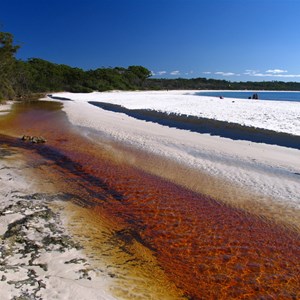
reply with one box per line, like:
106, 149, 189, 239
144, 77, 300, 91
1, 30, 300, 102
0, 31, 151, 101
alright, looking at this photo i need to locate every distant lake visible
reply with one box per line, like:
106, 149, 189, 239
197, 91, 300, 102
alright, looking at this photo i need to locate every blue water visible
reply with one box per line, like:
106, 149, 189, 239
197, 91, 300, 102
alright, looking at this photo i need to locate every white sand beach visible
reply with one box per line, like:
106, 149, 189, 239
49, 91, 300, 219
52, 90, 300, 135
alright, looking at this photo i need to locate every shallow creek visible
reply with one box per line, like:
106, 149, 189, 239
0, 101, 299, 299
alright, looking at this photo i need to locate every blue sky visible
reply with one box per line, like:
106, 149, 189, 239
1, 0, 300, 81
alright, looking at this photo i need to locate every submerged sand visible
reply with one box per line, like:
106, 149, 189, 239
0, 103, 187, 300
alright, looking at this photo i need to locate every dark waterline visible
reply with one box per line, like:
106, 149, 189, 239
89, 101, 300, 150
197, 91, 300, 102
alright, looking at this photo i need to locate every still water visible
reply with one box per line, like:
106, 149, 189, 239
198, 91, 300, 102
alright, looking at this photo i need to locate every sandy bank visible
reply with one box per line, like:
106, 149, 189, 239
0, 101, 13, 116
51, 90, 300, 136
49, 91, 300, 229
0, 145, 117, 300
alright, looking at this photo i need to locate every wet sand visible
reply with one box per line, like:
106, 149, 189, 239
0, 101, 299, 299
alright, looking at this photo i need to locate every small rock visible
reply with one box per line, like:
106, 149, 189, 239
21, 135, 47, 144
65, 258, 87, 264
1, 275, 7, 281
38, 280, 46, 289
21, 135, 30, 141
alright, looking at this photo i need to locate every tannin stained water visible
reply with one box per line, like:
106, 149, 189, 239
0, 101, 299, 299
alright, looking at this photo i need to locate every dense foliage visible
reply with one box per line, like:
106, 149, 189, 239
144, 77, 300, 91
1, 30, 300, 102
0, 31, 20, 100
0, 31, 151, 101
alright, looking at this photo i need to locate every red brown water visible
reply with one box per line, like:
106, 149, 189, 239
0, 101, 299, 299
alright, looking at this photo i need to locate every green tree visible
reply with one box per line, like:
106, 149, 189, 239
0, 31, 20, 100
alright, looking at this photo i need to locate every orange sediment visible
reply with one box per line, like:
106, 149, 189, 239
0, 101, 299, 299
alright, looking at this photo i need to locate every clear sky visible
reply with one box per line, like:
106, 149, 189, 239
1, 0, 300, 81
